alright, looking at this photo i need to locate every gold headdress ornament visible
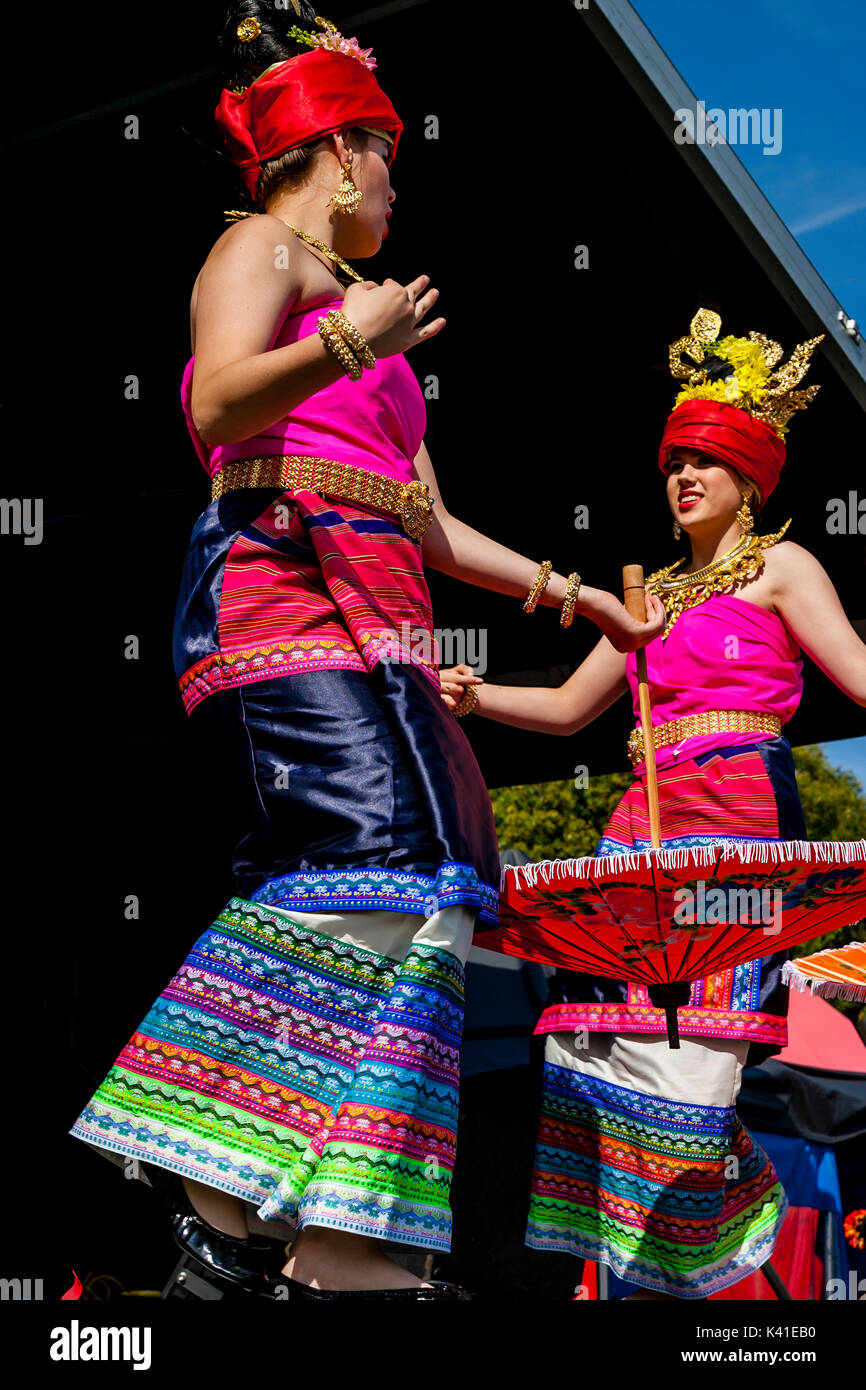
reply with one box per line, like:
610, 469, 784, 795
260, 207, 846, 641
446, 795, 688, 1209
230, 14, 376, 93
236, 0, 303, 35
236, 17, 262, 43
668, 308, 824, 438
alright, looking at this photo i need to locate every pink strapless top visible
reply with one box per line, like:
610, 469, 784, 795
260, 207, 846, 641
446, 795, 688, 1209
180, 291, 426, 484
625, 594, 804, 770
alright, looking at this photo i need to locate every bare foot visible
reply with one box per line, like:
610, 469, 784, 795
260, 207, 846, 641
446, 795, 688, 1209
282, 1227, 429, 1290
181, 1176, 250, 1239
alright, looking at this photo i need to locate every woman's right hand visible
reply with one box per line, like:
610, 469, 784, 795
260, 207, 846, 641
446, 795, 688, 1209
439, 664, 483, 710
340, 276, 445, 357
579, 587, 666, 653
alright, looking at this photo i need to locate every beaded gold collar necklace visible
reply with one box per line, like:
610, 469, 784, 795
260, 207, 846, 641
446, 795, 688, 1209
646, 519, 791, 639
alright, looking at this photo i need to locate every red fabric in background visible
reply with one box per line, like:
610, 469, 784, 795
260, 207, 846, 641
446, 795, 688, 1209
581, 1207, 822, 1299
709, 1206, 822, 1300
776, 986, 866, 1071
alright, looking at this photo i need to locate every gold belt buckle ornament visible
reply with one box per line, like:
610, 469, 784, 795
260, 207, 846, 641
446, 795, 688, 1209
400, 479, 434, 539
626, 710, 780, 767
627, 727, 644, 767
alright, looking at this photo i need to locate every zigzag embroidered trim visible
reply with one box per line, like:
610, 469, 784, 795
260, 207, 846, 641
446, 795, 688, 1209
250, 863, 500, 926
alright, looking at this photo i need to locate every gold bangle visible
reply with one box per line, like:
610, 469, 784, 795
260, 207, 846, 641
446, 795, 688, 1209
318, 320, 361, 378
560, 571, 581, 627
317, 316, 363, 380
318, 319, 362, 379
523, 560, 552, 613
325, 309, 377, 370
453, 683, 479, 718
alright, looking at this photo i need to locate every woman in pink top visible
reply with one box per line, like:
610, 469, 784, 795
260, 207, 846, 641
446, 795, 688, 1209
69, 3, 663, 1302
442, 308, 866, 1298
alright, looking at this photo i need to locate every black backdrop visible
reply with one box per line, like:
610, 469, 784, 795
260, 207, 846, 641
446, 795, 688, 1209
3, 0, 864, 1297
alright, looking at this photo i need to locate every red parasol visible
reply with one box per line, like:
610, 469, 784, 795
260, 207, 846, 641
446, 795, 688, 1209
476, 839, 866, 1045
477, 566, 866, 1045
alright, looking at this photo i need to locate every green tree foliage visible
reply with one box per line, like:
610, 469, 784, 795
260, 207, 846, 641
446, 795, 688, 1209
792, 745, 866, 843
490, 770, 632, 863
491, 744, 866, 1025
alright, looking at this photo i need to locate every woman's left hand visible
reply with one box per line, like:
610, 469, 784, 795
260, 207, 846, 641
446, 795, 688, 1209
579, 588, 667, 652
439, 664, 483, 710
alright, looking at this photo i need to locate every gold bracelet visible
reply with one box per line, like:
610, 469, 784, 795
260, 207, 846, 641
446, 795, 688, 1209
560, 571, 581, 627
317, 317, 363, 380
325, 309, 377, 370
453, 683, 479, 718
523, 560, 553, 613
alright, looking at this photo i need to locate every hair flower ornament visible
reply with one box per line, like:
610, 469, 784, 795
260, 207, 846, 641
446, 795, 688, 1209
287, 15, 377, 69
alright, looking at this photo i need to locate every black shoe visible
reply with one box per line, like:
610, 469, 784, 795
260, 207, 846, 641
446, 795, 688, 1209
276, 1275, 473, 1301
140, 1162, 285, 1295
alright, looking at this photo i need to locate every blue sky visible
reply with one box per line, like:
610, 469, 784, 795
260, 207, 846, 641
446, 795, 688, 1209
632, 0, 866, 326
632, 0, 865, 795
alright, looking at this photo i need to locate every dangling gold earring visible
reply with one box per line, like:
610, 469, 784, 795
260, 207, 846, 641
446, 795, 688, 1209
736, 491, 754, 534
673, 519, 682, 540
328, 149, 363, 215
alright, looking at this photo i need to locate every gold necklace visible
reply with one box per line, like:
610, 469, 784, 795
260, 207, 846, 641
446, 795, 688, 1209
222, 211, 363, 286
279, 221, 364, 284
647, 519, 792, 638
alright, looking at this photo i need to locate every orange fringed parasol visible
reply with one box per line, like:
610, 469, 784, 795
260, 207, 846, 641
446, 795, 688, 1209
782, 941, 866, 1002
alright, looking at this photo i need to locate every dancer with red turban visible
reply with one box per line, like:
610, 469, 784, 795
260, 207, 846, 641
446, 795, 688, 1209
442, 307, 866, 1298
68, 4, 662, 1300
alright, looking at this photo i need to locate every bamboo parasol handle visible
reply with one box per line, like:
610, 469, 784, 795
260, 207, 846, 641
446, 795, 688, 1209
623, 565, 662, 850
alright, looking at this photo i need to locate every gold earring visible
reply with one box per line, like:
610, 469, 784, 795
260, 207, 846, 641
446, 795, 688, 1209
328, 150, 363, 215
736, 491, 754, 533
673, 519, 682, 540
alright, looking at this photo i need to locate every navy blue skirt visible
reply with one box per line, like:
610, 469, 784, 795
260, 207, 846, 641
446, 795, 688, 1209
191, 660, 501, 926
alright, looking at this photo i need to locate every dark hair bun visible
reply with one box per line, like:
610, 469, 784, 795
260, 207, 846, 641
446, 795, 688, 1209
219, 1, 328, 88
699, 354, 736, 383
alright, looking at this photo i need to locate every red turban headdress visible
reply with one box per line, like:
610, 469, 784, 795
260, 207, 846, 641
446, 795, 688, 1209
215, 48, 404, 200
657, 398, 787, 503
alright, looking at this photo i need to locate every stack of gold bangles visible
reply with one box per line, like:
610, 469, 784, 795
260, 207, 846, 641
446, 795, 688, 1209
522, 562, 582, 627
451, 563, 582, 720
317, 308, 377, 381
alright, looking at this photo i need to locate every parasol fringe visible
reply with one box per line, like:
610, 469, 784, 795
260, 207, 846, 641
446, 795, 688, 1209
504, 838, 866, 893
781, 965, 866, 1002
782, 943, 866, 1002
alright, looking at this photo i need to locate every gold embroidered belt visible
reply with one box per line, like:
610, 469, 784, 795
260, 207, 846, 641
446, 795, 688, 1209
627, 709, 782, 767
210, 454, 435, 540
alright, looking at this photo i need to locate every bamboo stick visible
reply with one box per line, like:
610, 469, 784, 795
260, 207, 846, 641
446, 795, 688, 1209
622, 565, 662, 850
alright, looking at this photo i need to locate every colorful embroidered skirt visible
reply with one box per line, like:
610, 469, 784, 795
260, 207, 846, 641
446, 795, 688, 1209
70, 898, 474, 1250
526, 738, 799, 1293
526, 1030, 787, 1297
71, 489, 501, 1249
